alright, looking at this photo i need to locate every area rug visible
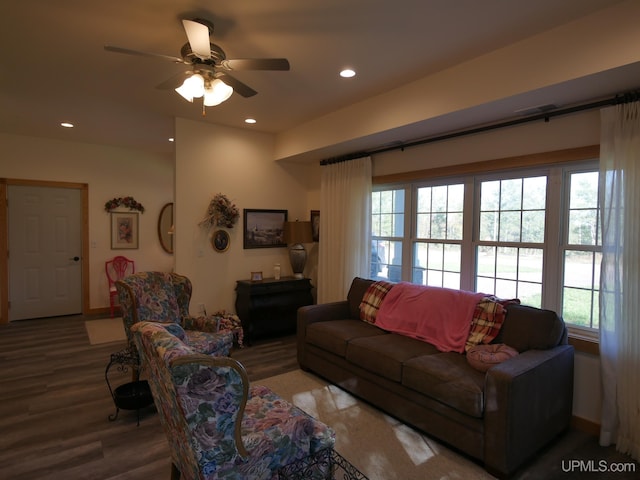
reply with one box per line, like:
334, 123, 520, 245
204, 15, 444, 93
260, 370, 495, 480
85, 317, 127, 345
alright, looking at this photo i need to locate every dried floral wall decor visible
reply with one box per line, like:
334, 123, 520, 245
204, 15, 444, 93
104, 196, 145, 213
199, 193, 240, 229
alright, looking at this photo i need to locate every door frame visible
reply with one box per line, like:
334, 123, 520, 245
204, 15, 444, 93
0, 178, 90, 324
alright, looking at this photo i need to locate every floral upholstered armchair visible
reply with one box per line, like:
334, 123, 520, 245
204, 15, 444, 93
131, 321, 335, 480
116, 272, 233, 358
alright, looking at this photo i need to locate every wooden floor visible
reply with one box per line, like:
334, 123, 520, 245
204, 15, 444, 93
0, 315, 637, 480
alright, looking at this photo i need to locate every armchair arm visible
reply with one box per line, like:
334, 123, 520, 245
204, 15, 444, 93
483, 345, 574, 476
170, 354, 251, 458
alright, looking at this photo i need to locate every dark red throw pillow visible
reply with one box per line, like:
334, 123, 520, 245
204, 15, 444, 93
466, 343, 518, 372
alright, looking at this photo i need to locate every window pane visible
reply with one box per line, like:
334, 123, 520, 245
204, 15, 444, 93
519, 249, 543, 283
448, 184, 464, 212
427, 243, 443, 270
416, 184, 464, 241
570, 172, 599, 209
522, 176, 547, 210
372, 239, 403, 281
479, 212, 498, 241
496, 247, 518, 280
499, 211, 521, 242
413, 242, 461, 289
416, 213, 430, 238
568, 209, 598, 245
563, 287, 596, 328
500, 179, 522, 210
522, 210, 545, 243
432, 186, 447, 212
477, 246, 496, 276
481, 181, 500, 211
564, 251, 598, 289
517, 282, 542, 308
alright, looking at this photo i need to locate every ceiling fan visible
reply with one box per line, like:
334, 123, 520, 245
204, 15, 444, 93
105, 18, 290, 110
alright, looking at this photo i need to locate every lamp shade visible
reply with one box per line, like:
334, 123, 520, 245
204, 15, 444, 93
203, 79, 233, 106
283, 221, 313, 244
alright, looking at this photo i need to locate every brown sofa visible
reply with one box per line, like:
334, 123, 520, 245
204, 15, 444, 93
297, 277, 574, 477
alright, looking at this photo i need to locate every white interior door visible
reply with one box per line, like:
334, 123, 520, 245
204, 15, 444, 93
8, 185, 82, 320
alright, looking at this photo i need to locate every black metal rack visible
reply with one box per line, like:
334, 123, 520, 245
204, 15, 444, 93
105, 348, 153, 426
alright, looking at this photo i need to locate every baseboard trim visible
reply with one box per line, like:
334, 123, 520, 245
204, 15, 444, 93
571, 415, 600, 437
86, 306, 111, 316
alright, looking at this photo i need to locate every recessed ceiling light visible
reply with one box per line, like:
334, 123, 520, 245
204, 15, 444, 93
340, 69, 356, 78
60, 122, 74, 128
245, 118, 257, 124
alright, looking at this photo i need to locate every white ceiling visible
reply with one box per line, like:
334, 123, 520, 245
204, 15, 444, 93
0, 0, 636, 159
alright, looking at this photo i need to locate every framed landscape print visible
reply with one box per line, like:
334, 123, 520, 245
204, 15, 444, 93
243, 209, 288, 249
111, 212, 139, 249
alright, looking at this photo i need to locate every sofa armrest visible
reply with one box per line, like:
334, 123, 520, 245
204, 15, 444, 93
483, 345, 574, 476
297, 301, 351, 367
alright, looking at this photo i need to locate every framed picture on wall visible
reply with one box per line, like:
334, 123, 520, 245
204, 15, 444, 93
111, 212, 139, 249
310, 210, 320, 242
243, 209, 288, 249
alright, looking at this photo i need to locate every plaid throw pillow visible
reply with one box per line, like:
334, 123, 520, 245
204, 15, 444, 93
359, 281, 395, 324
465, 296, 520, 352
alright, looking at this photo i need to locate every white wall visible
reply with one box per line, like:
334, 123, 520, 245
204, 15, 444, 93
174, 118, 318, 315
368, 109, 602, 425
0, 133, 174, 311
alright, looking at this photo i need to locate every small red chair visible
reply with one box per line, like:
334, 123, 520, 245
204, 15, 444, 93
105, 256, 135, 317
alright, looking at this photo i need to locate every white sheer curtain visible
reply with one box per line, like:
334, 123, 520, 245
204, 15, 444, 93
317, 156, 372, 303
599, 101, 640, 460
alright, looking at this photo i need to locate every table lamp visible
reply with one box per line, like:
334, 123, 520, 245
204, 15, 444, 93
283, 221, 313, 278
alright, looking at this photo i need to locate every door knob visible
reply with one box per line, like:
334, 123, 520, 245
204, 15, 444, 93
70, 256, 80, 262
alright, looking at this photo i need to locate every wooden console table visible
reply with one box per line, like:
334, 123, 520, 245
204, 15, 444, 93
235, 276, 313, 344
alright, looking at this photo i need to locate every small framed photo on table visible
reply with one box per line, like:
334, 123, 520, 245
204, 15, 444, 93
250, 271, 263, 282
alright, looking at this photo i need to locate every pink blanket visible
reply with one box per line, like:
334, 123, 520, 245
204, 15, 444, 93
375, 283, 485, 353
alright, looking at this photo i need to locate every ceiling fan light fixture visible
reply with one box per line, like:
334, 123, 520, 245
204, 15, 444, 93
203, 78, 233, 106
175, 73, 205, 102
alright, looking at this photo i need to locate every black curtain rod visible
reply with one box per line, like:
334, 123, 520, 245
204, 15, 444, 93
320, 89, 640, 166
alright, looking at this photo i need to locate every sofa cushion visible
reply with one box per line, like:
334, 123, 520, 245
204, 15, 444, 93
495, 304, 566, 352
466, 343, 519, 372
306, 320, 387, 357
359, 280, 395, 324
346, 334, 439, 382
403, 353, 486, 418
347, 277, 375, 319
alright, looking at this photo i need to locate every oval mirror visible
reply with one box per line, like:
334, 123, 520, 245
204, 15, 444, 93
158, 203, 174, 254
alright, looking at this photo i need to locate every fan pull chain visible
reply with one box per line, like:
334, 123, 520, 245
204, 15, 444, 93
202, 103, 206, 116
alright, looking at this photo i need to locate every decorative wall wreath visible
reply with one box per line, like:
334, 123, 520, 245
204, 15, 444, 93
104, 196, 145, 213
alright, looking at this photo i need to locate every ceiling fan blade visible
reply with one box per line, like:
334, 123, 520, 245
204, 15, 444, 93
104, 45, 184, 63
182, 19, 211, 60
223, 58, 290, 71
155, 71, 192, 90
217, 73, 257, 98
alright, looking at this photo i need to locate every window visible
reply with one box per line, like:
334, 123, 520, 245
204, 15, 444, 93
414, 184, 464, 288
371, 158, 600, 335
475, 176, 547, 307
371, 189, 405, 281
561, 170, 601, 329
